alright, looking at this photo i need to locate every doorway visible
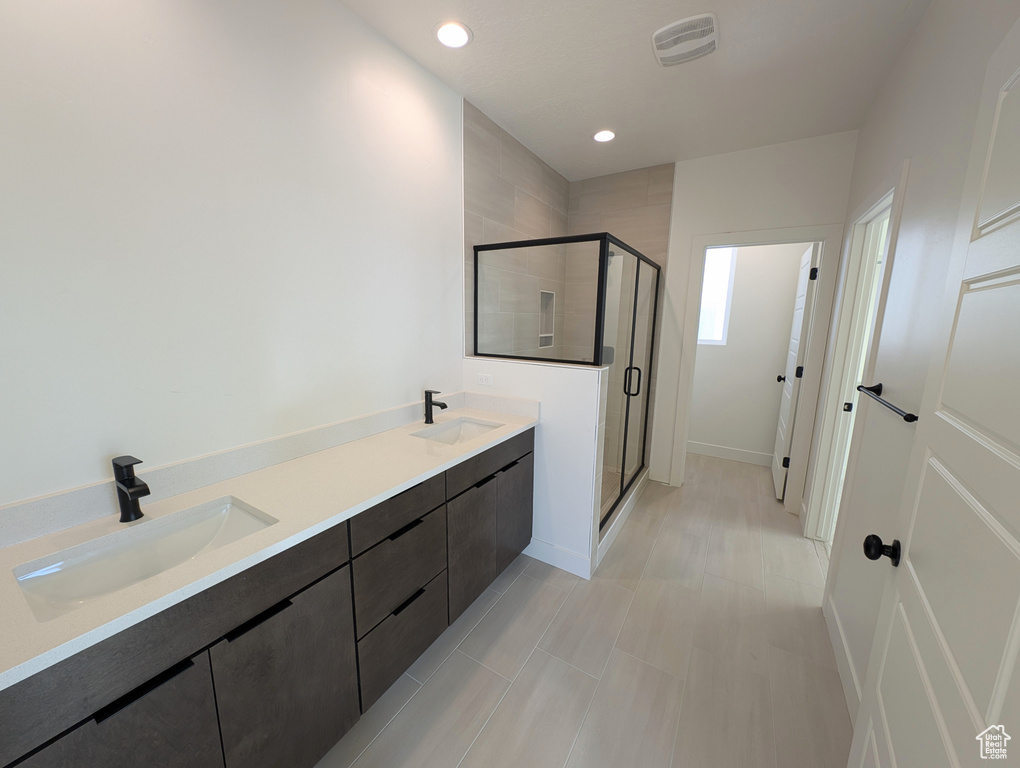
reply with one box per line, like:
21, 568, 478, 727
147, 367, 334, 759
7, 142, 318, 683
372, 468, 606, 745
687, 243, 816, 480
671, 224, 845, 521
803, 191, 897, 546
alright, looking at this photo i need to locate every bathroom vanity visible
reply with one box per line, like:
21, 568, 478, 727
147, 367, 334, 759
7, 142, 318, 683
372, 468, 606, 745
0, 417, 536, 768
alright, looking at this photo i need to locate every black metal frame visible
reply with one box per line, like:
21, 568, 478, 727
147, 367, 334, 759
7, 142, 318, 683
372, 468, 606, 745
471, 233, 662, 531
600, 252, 661, 531
473, 233, 662, 367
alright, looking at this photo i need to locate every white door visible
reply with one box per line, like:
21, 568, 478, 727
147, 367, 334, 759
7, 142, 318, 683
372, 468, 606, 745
848, 27, 1020, 768
771, 245, 814, 498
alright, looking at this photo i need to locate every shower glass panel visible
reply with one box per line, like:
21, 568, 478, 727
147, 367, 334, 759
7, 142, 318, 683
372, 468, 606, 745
475, 239, 600, 363
473, 233, 661, 530
600, 247, 637, 521
622, 262, 657, 491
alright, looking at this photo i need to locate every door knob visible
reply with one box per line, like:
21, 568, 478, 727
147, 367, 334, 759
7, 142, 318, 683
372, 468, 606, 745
777, 374, 786, 382
863, 534, 901, 567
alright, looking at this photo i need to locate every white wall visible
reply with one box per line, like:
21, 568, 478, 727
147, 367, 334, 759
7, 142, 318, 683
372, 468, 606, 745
824, 0, 1020, 713
688, 244, 805, 465
0, 0, 464, 507
650, 132, 859, 484
463, 358, 601, 578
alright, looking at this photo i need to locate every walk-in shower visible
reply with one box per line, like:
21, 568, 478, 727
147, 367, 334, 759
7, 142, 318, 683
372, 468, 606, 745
473, 233, 661, 528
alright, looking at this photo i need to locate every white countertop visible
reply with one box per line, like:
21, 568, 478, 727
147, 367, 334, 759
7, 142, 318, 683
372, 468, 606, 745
0, 407, 538, 692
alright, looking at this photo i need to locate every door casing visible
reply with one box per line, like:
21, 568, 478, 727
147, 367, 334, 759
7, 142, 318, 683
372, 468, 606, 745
804, 177, 905, 546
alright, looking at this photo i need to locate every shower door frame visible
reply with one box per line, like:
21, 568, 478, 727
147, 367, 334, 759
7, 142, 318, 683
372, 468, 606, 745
472, 233, 661, 529
600, 238, 660, 530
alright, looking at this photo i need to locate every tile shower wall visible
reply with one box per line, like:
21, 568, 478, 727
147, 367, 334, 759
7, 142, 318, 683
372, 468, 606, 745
560, 243, 601, 362
566, 167, 674, 484
464, 101, 570, 356
566, 165, 675, 267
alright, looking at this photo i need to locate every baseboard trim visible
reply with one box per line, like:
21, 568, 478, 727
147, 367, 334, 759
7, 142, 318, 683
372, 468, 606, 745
524, 538, 591, 580
687, 441, 772, 467
825, 594, 862, 722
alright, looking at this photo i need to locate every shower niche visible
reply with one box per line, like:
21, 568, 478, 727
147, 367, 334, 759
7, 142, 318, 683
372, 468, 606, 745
474, 233, 661, 528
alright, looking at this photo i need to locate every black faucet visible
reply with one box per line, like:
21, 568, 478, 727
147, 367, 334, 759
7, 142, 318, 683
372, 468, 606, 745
424, 390, 448, 424
112, 455, 150, 522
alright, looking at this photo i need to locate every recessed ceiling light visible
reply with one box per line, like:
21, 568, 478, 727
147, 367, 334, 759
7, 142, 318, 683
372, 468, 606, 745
593, 130, 615, 143
435, 21, 472, 48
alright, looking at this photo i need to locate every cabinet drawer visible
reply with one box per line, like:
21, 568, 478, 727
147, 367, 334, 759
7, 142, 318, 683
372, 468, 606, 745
352, 505, 447, 636
446, 428, 534, 499
357, 570, 448, 710
350, 474, 445, 557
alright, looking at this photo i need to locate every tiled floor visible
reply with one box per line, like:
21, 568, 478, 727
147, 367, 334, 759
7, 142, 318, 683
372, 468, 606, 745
316, 454, 851, 768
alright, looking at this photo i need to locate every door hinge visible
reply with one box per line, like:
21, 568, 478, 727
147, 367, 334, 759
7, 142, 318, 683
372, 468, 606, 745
782, 457, 790, 469
795, 366, 804, 378
843, 402, 853, 412
809, 267, 819, 280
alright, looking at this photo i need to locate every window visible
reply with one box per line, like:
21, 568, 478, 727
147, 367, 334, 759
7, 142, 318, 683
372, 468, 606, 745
698, 247, 736, 344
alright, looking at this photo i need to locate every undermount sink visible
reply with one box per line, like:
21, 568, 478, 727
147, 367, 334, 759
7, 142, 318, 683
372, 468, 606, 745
411, 417, 503, 446
14, 497, 277, 622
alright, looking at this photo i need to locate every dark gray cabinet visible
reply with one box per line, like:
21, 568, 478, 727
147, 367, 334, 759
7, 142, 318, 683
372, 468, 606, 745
447, 430, 534, 623
0, 525, 349, 768
4, 429, 536, 768
19, 652, 222, 768
210, 566, 359, 768
447, 475, 498, 622
495, 452, 534, 575
351, 487, 450, 712
357, 570, 448, 709
352, 505, 447, 636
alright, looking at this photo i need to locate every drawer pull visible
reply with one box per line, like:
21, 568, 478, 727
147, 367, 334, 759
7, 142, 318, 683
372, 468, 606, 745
224, 598, 293, 642
498, 458, 521, 475
93, 658, 195, 724
392, 587, 427, 616
388, 517, 424, 541
473, 475, 497, 491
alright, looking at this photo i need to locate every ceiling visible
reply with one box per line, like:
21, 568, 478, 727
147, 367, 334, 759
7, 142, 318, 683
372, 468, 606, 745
341, 0, 932, 181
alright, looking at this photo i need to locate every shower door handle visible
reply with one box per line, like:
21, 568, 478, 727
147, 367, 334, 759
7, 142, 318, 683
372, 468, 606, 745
625, 366, 642, 397
628, 367, 644, 395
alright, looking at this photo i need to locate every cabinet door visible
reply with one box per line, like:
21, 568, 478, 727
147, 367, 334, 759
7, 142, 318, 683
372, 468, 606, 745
495, 452, 534, 574
19, 652, 222, 768
211, 565, 359, 768
447, 476, 497, 622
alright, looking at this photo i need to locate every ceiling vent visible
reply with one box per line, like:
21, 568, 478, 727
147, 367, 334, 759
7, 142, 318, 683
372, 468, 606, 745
652, 13, 718, 67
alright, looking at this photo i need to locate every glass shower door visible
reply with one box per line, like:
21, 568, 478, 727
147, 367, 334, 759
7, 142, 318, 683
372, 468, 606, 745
600, 248, 637, 522
621, 262, 658, 491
